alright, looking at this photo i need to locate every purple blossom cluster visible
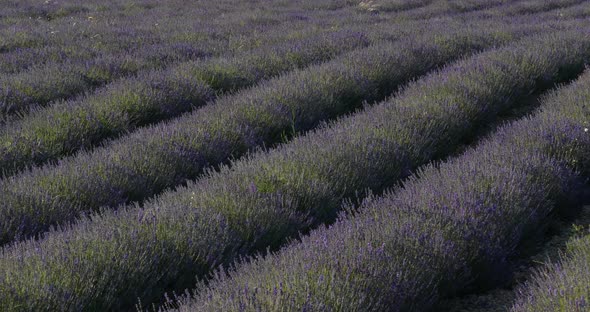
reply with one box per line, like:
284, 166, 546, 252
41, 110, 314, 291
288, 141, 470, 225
0, 21, 519, 245
169, 56, 590, 312
0, 29, 588, 311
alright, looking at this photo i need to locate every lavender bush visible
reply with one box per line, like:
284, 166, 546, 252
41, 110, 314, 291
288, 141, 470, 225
0, 44, 206, 118
510, 232, 590, 312
507, 73, 590, 312
0, 30, 588, 311
170, 62, 590, 312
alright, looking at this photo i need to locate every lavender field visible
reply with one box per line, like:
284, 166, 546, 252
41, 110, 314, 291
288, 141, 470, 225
0, 0, 589, 311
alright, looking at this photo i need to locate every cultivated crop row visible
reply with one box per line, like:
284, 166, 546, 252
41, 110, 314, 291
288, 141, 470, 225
0, 22, 519, 244
511, 231, 590, 312
0, 44, 208, 118
0, 29, 370, 175
508, 76, 590, 312
0, 15, 499, 171
1, 29, 589, 311
171, 57, 590, 312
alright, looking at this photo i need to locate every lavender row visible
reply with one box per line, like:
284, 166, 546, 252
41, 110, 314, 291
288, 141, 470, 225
171, 54, 590, 312
511, 232, 590, 311
0, 12, 476, 171
0, 43, 210, 119
507, 77, 590, 312
0, 22, 515, 244
0, 30, 370, 176
1, 30, 587, 311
